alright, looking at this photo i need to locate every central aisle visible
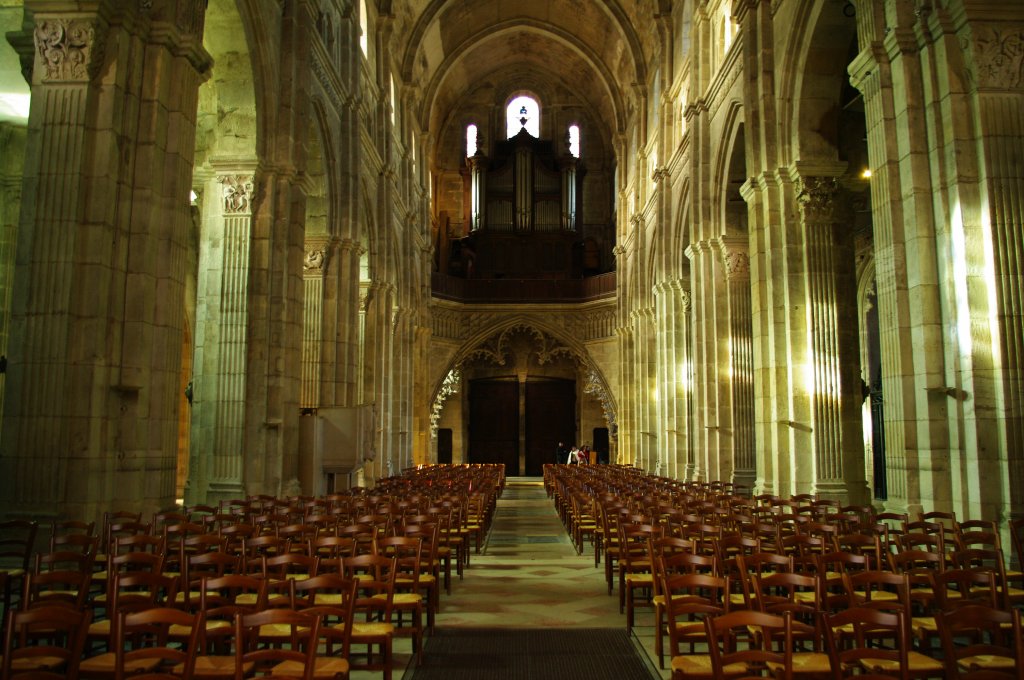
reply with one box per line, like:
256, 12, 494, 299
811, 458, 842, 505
391, 477, 670, 679
437, 478, 613, 627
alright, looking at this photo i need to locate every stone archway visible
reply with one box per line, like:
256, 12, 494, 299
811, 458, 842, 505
430, 319, 617, 474
185, 0, 262, 505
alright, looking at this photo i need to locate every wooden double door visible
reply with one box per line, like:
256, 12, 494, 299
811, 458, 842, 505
467, 377, 575, 476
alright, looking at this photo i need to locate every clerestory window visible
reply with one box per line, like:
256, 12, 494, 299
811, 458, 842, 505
506, 95, 539, 138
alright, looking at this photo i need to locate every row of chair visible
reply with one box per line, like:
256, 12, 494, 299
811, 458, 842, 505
0, 464, 505, 679
546, 463, 1024, 679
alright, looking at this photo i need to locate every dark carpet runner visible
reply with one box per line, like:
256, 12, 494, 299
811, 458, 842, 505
404, 627, 660, 680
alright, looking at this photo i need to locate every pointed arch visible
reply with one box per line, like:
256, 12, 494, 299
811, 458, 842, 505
431, 315, 617, 419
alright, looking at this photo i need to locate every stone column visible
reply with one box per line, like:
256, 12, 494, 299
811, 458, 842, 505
654, 278, 691, 480
960, 20, 1024, 524
300, 239, 330, 409
361, 281, 394, 483
321, 239, 363, 408
687, 240, 725, 482
722, 240, 756, 491
2, 2, 210, 520
795, 173, 866, 504
0, 125, 25, 432
188, 171, 258, 505
741, 170, 785, 498
615, 324, 635, 465
393, 307, 414, 473
850, 0, 974, 516
631, 307, 657, 472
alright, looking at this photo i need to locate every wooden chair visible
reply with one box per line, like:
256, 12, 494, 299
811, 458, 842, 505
289, 576, 358, 678
49, 521, 96, 552
21, 569, 92, 610
1, 605, 90, 679
394, 522, 442, 620
186, 575, 267, 679
757, 571, 831, 675
113, 607, 203, 680
90, 551, 166, 618
262, 554, 319, 608
234, 609, 321, 680
34, 548, 96, 575
703, 609, 793, 680
618, 523, 662, 630
1008, 519, 1024, 590
177, 550, 240, 610
0, 520, 38, 617
99, 513, 143, 555
308, 537, 357, 576
568, 494, 599, 557
938, 604, 1022, 680
80, 572, 178, 675
954, 548, 1023, 609
663, 573, 730, 674
372, 536, 425, 661
716, 534, 761, 607
343, 553, 397, 680
781, 534, 827, 574
920, 511, 957, 547
653, 552, 720, 668
835, 533, 886, 571
824, 607, 909, 680
598, 503, 624, 594
842, 572, 944, 679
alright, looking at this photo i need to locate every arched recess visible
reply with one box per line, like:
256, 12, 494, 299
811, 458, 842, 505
717, 117, 748, 238
717, 110, 756, 489
665, 178, 691, 278
184, 0, 263, 505
778, 0, 851, 164
300, 102, 333, 411
429, 317, 617, 473
784, 1, 872, 504
856, 255, 884, 499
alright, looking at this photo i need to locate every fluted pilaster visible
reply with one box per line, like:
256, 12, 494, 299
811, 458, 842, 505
301, 239, 330, 409
188, 172, 258, 503
796, 174, 852, 502
722, 241, 755, 491
654, 278, 692, 480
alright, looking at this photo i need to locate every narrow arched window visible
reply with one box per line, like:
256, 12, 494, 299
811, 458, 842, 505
466, 124, 478, 157
359, 0, 368, 56
568, 124, 580, 158
506, 95, 539, 138
389, 74, 396, 126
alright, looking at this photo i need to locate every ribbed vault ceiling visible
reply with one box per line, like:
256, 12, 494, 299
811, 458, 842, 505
390, 0, 660, 137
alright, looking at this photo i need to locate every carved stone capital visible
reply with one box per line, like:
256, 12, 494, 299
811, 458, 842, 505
304, 248, 327, 274
679, 289, 692, 313
796, 176, 840, 222
33, 17, 102, 82
965, 26, 1024, 91
218, 174, 257, 215
724, 250, 750, 281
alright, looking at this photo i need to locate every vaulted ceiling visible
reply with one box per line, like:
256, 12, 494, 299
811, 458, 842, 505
387, 0, 666, 138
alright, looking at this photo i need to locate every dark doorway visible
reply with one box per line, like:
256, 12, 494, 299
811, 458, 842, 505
525, 378, 576, 475
468, 379, 519, 475
593, 427, 609, 464
437, 429, 453, 465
